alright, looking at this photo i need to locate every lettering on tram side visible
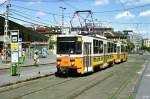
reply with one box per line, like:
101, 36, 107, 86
93, 56, 102, 62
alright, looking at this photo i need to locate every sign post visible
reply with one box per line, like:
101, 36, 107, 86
10, 30, 19, 76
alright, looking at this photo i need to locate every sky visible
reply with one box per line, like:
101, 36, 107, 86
0, 0, 150, 38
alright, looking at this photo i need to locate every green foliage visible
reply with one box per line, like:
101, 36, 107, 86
48, 35, 56, 49
141, 46, 150, 52
127, 40, 135, 52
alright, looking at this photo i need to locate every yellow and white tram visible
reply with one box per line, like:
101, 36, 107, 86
56, 34, 128, 75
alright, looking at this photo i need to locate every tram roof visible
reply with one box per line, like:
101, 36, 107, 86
57, 34, 107, 39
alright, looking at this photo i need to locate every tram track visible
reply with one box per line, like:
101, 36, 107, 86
109, 78, 130, 99
3, 68, 117, 99
8, 76, 78, 99
0, 75, 55, 93
0, 55, 148, 99
65, 57, 146, 99
108, 60, 147, 99
65, 70, 122, 99
66, 73, 114, 99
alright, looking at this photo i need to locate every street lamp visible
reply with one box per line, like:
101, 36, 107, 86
59, 6, 66, 34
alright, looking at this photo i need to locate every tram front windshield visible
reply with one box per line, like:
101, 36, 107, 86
57, 37, 82, 54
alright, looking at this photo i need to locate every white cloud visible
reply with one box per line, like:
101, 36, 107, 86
28, 0, 42, 5
94, 0, 109, 6
36, 11, 47, 17
139, 10, 150, 17
115, 11, 135, 19
119, 0, 150, 6
0, 0, 6, 3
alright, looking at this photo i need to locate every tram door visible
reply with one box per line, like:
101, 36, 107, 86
83, 43, 92, 72
117, 46, 121, 59
104, 44, 107, 63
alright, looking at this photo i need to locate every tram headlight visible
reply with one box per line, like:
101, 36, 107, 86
71, 62, 75, 66
57, 62, 60, 66
57, 59, 61, 66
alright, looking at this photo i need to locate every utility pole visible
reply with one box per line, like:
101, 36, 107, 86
59, 6, 66, 34
4, 0, 11, 63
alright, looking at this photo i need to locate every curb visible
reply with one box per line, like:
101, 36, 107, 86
130, 60, 149, 98
0, 72, 54, 88
0, 62, 56, 70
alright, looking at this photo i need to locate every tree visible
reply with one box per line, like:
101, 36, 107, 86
127, 40, 135, 53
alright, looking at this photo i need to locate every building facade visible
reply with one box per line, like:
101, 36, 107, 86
143, 39, 150, 47
0, 16, 48, 55
129, 32, 142, 52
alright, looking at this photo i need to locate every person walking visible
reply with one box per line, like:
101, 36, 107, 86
34, 49, 39, 65
20, 49, 26, 64
1, 49, 5, 63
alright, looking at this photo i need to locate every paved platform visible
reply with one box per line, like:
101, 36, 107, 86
136, 59, 150, 99
0, 55, 56, 87
0, 55, 56, 70
0, 64, 56, 87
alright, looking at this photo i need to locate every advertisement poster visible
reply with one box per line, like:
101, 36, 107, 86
11, 51, 19, 63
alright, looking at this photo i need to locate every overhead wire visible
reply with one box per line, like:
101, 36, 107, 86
52, 14, 59, 25
10, 1, 150, 15
12, 4, 71, 18
93, 3, 150, 14
118, 0, 127, 11
61, 0, 96, 28
0, 12, 49, 26
118, 0, 131, 31
10, 11, 51, 26
10, 4, 71, 26
10, 9, 41, 19
10, 2, 150, 25
2, 0, 150, 27
61, 0, 79, 11
0, 0, 7, 7
12, 1, 150, 14
10, 8, 55, 25
12, 0, 65, 2
62, 1, 150, 25
9, 16, 45, 26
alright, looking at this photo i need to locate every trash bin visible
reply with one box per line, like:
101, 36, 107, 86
11, 64, 17, 76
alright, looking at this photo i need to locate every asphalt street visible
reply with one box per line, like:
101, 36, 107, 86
136, 57, 150, 99
0, 54, 148, 99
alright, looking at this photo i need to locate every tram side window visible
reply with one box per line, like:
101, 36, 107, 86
107, 42, 110, 53
110, 43, 113, 53
93, 40, 99, 54
107, 42, 113, 53
93, 40, 103, 54
114, 44, 117, 53
117, 46, 121, 53
125, 46, 128, 52
99, 41, 103, 53
76, 42, 82, 54
121, 45, 124, 52
124, 46, 128, 52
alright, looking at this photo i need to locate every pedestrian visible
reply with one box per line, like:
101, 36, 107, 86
22, 49, 26, 64
34, 49, 39, 65
1, 49, 4, 63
